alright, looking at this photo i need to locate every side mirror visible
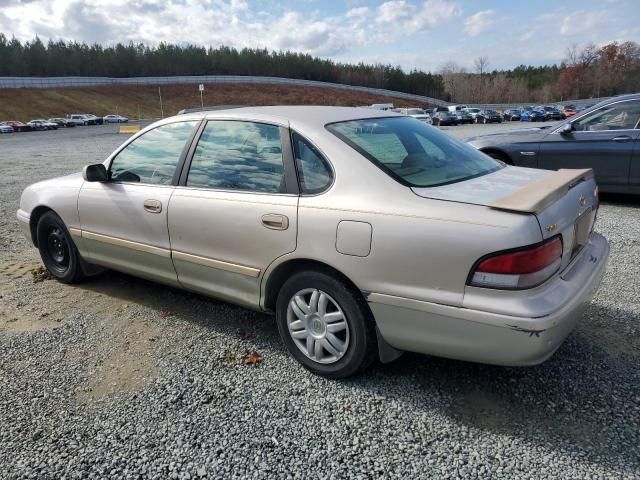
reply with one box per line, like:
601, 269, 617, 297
560, 123, 573, 135
82, 164, 108, 182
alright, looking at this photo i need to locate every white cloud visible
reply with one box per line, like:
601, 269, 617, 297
464, 10, 495, 36
376, 1, 412, 24
560, 10, 609, 36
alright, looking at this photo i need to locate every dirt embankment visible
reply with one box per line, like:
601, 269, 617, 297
0, 83, 433, 121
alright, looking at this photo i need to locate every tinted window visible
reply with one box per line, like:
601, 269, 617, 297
187, 121, 284, 193
327, 117, 502, 188
573, 100, 640, 131
292, 133, 332, 194
110, 121, 197, 184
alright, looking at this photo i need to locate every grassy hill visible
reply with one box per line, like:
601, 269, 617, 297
0, 83, 432, 121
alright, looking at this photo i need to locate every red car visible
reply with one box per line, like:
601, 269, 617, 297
3, 120, 31, 132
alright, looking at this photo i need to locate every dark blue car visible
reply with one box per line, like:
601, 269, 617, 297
520, 109, 545, 122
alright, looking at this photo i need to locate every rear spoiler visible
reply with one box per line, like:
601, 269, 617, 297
488, 168, 594, 214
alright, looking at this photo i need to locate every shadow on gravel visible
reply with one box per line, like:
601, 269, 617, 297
75, 269, 280, 341
365, 306, 639, 472
74, 270, 638, 472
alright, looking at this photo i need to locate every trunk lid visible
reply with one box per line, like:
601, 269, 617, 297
413, 166, 598, 265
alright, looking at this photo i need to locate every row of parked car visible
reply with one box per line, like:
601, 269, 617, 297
370, 102, 594, 127
0, 113, 129, 133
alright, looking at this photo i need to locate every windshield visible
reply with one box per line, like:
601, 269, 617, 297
326, 117, 503, 188
407, 108, 425, 115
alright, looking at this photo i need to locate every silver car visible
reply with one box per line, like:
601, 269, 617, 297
17, 106, 609, 378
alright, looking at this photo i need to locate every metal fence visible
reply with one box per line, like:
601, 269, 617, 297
0, 75, 450, 107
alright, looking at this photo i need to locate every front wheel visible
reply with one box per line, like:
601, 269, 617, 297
37, 211, 86, 283
275, 271, 377, 378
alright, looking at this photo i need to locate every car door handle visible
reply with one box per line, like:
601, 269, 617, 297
143, 199, 162, 213
612, 135, 632, 142
261, 214, 289, 230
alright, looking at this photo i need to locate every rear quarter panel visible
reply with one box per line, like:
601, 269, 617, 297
264, 127, 544, 308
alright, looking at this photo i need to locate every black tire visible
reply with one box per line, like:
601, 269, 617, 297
36, 211, 86, 283
275, 270, 377, 379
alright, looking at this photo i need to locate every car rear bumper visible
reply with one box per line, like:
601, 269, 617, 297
368, 232, 609, 366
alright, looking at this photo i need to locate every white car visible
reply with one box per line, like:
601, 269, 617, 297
17, 106, 609, 378
396, 108, 433, 125
0, 122, 14, 133
103, 114, 129, 123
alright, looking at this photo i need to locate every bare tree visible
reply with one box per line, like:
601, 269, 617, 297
474, 56, 490, 75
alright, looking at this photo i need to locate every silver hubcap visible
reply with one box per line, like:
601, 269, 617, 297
287, 288, 350, 364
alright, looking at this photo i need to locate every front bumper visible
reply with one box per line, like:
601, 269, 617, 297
17, 209, 32, 243
368, 233, 609, 366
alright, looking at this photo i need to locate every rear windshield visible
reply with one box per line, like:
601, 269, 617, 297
326, 116, 503, 188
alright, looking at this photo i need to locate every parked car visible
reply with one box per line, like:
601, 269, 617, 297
464, 107, 482, 121
475, 109, 502, 124
66, 114, 100, 125
455, 110, 474, 124
396, 108, 433, 124
49, 118, 75, 128
369, 103, 394, 111
17, 106, 609, 378
87, 114, 104, 125
27, 119, 59, 130
465, 93, 640, 194
103, 114, 129, 123
0, 122, 14, 133
539, 106, 564, 121
432, 110, 459, 126
520, 109, 545, 122
502, 109, 522, 121
562, 106, 577, 118
3, 120, 31, 132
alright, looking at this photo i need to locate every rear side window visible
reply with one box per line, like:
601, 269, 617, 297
573, 100, 640, 131
110, 121, 198, 184
327, 116, 502, 188
292, 133, 332, 194
187, 120, 285, 193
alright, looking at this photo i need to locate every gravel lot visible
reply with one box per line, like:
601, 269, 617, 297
0, 123, 639, 479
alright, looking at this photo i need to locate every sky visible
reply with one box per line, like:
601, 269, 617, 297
0, 0, 638, 72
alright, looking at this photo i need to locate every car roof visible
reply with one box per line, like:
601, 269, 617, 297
177, 105, 401, 129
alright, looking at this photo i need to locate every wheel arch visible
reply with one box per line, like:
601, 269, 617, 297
29, 205, 55, 247
480, 147, 514, 165
263, 258, 365, 313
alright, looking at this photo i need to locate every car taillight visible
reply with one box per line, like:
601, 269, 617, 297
469, 236, 563, 289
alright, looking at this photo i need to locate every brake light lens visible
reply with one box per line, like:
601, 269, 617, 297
469, 236, 563, 289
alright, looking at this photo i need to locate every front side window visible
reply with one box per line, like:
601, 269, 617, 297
573, 100, 640, 131
292, 133, 332, 194
187, 121, 284, 193
110, 121, 198, 184
327, 116, 502, 188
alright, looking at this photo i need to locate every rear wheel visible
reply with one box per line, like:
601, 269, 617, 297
37, 211, 86, 283
275, 271, 377, 378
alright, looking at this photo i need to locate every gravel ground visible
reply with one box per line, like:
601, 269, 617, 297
0, 123, 639, 479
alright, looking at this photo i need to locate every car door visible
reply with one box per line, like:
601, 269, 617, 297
537, 99, 640, 186
168, 119, 299, 308
78, 120, 200, 286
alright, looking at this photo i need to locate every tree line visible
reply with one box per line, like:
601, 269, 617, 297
1, 35, 639, 103
440, 42, 640, 104
0, 35, 445, 98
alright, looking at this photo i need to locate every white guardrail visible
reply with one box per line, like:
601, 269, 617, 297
0, 75, 451, 107
0, 75, 610, 110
